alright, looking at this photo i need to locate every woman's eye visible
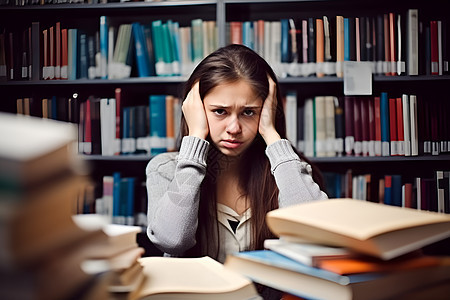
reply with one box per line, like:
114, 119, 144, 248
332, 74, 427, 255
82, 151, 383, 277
243, 110, 255, 117
214, 109, 226, 115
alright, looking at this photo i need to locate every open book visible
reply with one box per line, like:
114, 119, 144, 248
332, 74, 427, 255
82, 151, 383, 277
266, 198, 450, 260
130, 256, 261, 300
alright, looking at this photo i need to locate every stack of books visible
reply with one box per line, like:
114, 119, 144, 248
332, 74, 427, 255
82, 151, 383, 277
0, 113, 137, 299
224, 198, 450, 300
73, 214, 145, 300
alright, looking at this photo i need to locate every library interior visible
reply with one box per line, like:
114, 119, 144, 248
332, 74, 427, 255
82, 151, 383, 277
1, 0, 450, 299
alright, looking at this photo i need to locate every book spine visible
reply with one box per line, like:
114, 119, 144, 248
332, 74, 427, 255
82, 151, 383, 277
100, 16, 108, 79
380, 92, 390, 156
149, 95, 167, 155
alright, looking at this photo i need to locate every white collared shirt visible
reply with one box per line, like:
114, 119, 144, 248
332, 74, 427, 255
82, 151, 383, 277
216, 203, 251, 263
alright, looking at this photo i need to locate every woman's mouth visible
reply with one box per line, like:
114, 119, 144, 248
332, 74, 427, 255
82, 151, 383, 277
221, 139, 243, 149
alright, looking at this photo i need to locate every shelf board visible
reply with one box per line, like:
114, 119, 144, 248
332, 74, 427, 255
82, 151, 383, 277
310, 154, 450, 163
81, 154, 152, 161
0, 0, 216, 10
80, 153, 450, 163
0, 76, 188, 86
3, 75, 449, 87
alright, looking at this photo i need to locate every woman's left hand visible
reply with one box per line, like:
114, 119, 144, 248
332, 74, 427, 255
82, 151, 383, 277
259, 76, 281, 146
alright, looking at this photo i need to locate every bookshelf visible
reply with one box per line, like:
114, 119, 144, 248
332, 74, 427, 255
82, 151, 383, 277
1, 0, 449, 255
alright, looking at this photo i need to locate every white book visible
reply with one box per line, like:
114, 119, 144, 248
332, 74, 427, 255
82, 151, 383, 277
324, 96, 336, 157
263, 238, 353, 267
303, 98, 314, 157
402, 94, 411, 156
285, 92, 297, 146
314, 96, 326, 157
100, 98, 116, 156
409, 95, 419, 156
407, 9, 419, 75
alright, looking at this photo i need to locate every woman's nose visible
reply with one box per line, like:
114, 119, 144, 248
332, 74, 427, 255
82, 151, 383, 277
226, 116, 242, 134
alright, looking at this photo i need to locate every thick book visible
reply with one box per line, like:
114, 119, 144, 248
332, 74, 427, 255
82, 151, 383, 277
0, 112, 79, 190
266, 198, 450, 260
224, 249, 450, 300
129, 256, 260, 300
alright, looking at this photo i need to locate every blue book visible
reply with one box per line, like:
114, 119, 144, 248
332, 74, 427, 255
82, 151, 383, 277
78, 33, 88, 79
280, 19, 291, 63
380, 92, 390, 156
384, 175, 393, 205
112, 172, 122, 224
167, 20, 181, 75
100, 16, 108, 79
391, 174, 403, 207
149, 95, 167, 155
225, 250, 385, 300
151, 20, 167, 76
126, 177, 135, 225
132, 22, 151, 77
242, 21, 254, 50
344, 18, 350, 61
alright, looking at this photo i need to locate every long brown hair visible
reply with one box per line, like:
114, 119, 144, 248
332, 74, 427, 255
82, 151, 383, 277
178, 44, 323, 258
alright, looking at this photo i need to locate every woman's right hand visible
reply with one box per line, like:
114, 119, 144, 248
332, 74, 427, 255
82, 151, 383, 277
182, 81, 209, 140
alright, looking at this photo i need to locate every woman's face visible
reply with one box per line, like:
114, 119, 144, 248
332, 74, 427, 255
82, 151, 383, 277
203, 80, 263, 157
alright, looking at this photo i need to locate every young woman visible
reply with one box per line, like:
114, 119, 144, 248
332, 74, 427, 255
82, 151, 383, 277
146, 44, 328, 264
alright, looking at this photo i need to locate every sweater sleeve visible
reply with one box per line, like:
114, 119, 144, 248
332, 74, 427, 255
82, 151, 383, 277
146, 136, 209, 255
265, 139, 328, 207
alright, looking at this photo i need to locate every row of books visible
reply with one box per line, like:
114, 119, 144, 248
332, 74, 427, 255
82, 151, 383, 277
286, 92, 450, 157
15, 91, 182, 156
0, 113, 147, 299
224, 199, 450, 300
0, 17, 218, 81
229, 9, 449, 77
93, 173, 148, 227
323, 170, 450, 214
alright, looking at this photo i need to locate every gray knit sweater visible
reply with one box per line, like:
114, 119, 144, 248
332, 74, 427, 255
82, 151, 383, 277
146, 136, 328, 257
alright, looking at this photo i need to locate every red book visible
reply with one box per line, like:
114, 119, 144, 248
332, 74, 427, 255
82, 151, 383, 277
389, 98, 398, 156
396, 97, 405, 156
114, 88, 122, 155
430, 21, 439, 75
374, 96, 382, 156
230, 21, 243, 45
55, 22, 61, 79
49, 25, 55, 80
42, 29, 48, 80
61, 28, 68, 80
403, 183, 413, 208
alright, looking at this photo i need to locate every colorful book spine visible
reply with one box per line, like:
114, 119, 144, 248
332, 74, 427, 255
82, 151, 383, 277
149, 95, 167, 155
